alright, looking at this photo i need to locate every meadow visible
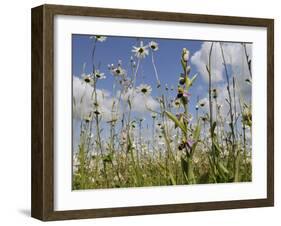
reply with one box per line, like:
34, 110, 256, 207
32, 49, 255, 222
72, 35, 252, 189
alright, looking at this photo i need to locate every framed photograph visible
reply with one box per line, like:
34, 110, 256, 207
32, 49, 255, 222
31, 4, 274, 221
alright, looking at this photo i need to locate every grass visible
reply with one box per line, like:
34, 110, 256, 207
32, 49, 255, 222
72, 37, 252, 190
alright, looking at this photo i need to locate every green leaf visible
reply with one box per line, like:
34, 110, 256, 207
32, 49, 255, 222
191, 123, 201, 155
189, 73, 198, 87
186, 74, 198, 91
169, 173, 176, 185
211, 121, 217, 135
181, 59, 187, 72
218, 161, 229, 175
234, 150, 241, 182
165, 111, 187, 134
213, 139, 221, 156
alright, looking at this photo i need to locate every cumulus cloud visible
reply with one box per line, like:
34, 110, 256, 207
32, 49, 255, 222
73, 76, 117, 121
120, 88, 159, 113
73, 76, 159, 122
191, 42, 252, 102
191, 42, 224, 82
198, 84, 242, 121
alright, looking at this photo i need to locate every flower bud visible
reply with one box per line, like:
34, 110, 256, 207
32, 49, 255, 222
182, 48, 190, 62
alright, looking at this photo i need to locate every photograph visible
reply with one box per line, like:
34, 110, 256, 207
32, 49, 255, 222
72, 34, 252, 190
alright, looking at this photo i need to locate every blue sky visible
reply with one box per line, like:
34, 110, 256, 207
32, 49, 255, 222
72, 34, 208, 117
72, 34, 252, 151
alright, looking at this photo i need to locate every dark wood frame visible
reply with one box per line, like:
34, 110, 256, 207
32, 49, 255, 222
31, 4, 274, 221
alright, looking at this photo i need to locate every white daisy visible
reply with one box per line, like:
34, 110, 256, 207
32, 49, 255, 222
149, 41, 159, 51
93, 70, 106, 80
84, 115, 92, 123
90, 35, 107, 42
111, 66, 126, 77
132, 41, 149, 59
136, 84, 152, 96
198, 99, 207, 107
82, 74, 94, 85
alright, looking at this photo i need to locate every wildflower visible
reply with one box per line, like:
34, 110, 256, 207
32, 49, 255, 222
177, 87, 190, 104
179, 73, 186, 85
242, 104, 252, 127
182, 48, 190, 62
177, 87, 184, 98
186, 139, 194, 148
151, 113, 157, 119
173, 99, 181, 108
90, 35, 107, 42
149, 41, 159, 51
132, 41, 149, 59
111, 65, 126, 77
178, 142, 185, 151
82, 74, 93, 85
199, 99, 206, 107
84, 115, 92, 123
136, 84, 152, 96
178, 138, 194, 151
212, 88, 217, 99
201, 116, 208, 122
93, 70, 106, 80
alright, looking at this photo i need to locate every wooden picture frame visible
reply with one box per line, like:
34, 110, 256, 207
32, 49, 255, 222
31, 4, 274, 221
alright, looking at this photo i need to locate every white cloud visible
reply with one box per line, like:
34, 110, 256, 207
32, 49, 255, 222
73, 77, 159, 122
120, 88, 159, 113
198, 84, 242, 121
191, 42, 224, 82
73, 76, 117, 121
191, 42, 252, 102
191, 42, 252, 130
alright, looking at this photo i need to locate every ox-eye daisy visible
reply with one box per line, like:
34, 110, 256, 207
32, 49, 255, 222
111, 66, 126, 77
149, 41, 159, 51
90, 35, 107, 42
132, 41, 149, 59
136, 84, 152, 96
82, 74, 93, 85
93, 70, 106, 80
